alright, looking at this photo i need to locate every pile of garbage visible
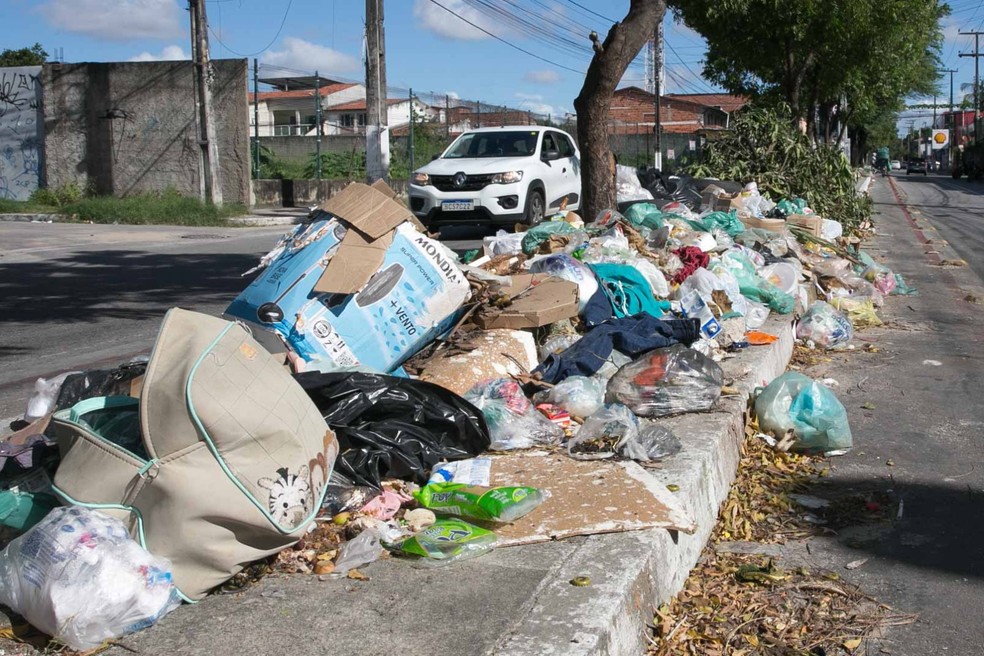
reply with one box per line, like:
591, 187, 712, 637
0, 176, 911, 649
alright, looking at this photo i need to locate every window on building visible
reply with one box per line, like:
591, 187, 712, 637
341, 113, 354, 128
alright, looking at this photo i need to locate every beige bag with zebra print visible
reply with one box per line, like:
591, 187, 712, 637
50, 308, 338, 601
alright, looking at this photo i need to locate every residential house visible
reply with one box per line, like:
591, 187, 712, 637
248, 81, 363, 136
323, 97, 435, 136
609, 86, 747, 134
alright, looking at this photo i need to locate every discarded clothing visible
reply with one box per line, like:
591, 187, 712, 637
534, 314, 701, 384
295, 372, 491, 488
672, 247, 710, 284
589, 263, 671, 320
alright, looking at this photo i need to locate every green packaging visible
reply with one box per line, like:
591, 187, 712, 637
392, 518, 497, 563
413, 482, 545, 523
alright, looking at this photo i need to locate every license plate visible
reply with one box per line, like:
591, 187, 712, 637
442, 200, 474, 211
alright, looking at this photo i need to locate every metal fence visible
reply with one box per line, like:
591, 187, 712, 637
250, 63, 706, 181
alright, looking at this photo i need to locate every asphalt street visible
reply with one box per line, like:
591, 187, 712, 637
0, 220, 489, 421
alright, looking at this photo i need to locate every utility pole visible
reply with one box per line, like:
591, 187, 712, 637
365, 0, 389, 182
653, 15, 663, 170
252, 58, 259, 179
959, 31, 984, 145
315, 71, 322, 180
189, 0, 222, 205
409, 88, 415, 174
941, 68, 958, 169
445, 94, 451, 137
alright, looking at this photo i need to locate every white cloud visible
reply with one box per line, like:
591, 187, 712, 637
514, 92, 561, 116
525, 69, 561, 84
129, 45, 189, 62
262, 37, 361, 76
412, 0, 498, 41
39, 0, 182, 40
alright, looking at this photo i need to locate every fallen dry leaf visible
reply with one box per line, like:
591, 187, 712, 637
346, 569, 369, 581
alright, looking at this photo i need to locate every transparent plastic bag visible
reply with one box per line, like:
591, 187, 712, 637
796, 301, 853, 349
528, 254, 599, 312
538, 333, 581, 361
828, 296, 883, 328
332, 527, 385, 576
605, 344, 724, 417
546, 375, 605, 417
568, 404, 681, 462
754, 372, 852, 453
616, 165, 654, 202
0, 507, 178, 651
464, 378, 564, 450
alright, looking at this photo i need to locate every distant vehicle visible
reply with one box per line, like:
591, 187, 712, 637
408, 125, 580, 227
890, 160, 901, 170
906, 157, 927, 176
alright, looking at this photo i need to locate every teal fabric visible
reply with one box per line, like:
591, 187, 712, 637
520, 221, 577, 255
589, 263, 672, 319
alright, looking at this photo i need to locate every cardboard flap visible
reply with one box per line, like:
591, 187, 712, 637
314, 229, 395, 294
320, 182, 413, 240
476, 277, 579, 329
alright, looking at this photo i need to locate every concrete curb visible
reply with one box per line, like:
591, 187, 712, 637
105, 317, 793, 656
228, 215, 306, 227
0, 213, 62, 223
492, 317, 795, 655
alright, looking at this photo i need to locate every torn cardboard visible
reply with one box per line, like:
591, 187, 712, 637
315, 182, 415, 295
419, 329, 537, 395
486, 452, 695, 546
476, 276, 579, 329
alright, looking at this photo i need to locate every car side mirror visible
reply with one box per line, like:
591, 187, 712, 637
542, 149, 559, 162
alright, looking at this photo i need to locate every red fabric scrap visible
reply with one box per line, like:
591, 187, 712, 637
672, 247, 710, 285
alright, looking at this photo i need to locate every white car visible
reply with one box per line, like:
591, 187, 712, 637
409, 125, 581, 227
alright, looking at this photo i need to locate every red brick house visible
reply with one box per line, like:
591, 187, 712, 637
609, 86, 747, 135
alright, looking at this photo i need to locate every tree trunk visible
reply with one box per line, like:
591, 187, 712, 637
574, 0, 664, 221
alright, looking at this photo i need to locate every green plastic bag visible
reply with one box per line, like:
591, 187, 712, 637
0, 489, 58, 532
414, 482, 545, 522
520, 221, 577, 255
390, 518, 497, 563
700, 210, 745, 237
774, 198, 808, 218
624, 203, 665, 230
721, 251, 795, 314
755, 372, 852, 453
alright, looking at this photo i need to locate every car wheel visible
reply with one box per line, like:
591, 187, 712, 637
524, 187, 545, 226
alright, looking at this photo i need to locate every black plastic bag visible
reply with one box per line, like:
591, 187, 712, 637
294, 372, 491, 489
54, 361, 148, 410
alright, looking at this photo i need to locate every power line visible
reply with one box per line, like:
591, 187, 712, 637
206, 0, 293, 58
561, 0, 615, 23
424, 0, 584, 74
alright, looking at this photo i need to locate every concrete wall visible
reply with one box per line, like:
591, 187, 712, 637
42, 59, 250, 204
252, 178, 409, 208
0, 66, 43, 200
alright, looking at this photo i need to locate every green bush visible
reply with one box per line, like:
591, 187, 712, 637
685, 105, 872, 235
28, 182, 86, 207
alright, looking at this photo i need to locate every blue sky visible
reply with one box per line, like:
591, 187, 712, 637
0, 0, 720, 118
2, 0, 974, 131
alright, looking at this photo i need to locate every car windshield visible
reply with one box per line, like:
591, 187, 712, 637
443, 131, 539, 159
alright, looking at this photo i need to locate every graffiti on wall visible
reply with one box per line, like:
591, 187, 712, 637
0, 66, 43, 201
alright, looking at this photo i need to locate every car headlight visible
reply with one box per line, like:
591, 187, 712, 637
412, 172, 430, 186
490, 171, 524, 184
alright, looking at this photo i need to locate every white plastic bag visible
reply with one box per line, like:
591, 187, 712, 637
796, 301, 853, 349
546, 376, 605, 417
0, 507, 178, 651
464, 379, 564, 450
528, 254, 599, 312
482, 230, 525, 258
24, 372, 79, 421
615, 165, 653, 202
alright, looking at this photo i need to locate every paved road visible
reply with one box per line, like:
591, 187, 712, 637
783, 174, 984, 654
0, 221, 488, 421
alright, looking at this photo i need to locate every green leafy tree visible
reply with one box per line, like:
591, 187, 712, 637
668, 0, 946, 138
0, 43, 48, 67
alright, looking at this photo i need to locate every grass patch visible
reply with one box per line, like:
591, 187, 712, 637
61, 192, 245, 226
0, 198, 57, 214
2, 187, 246, 226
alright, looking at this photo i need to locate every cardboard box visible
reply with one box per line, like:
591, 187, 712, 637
741, 214, 786, 232
786, 213, 822, 237
225, 182, 469, 373
475, 276, 579, 329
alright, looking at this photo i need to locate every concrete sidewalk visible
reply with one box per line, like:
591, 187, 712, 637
96, 318, 793, 656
